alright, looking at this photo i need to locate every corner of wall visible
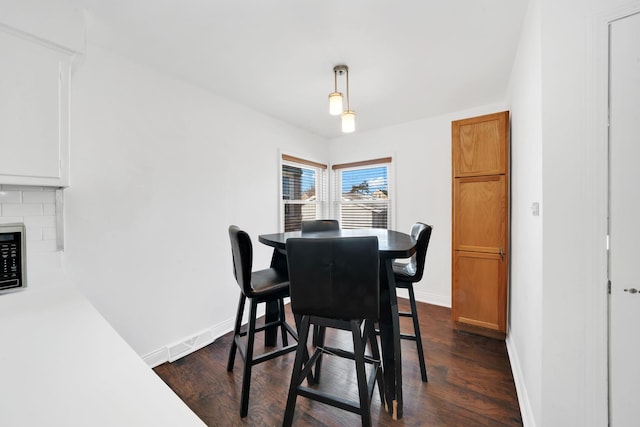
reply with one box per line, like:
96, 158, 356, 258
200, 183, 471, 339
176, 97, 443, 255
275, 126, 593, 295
506, 335, 536, 427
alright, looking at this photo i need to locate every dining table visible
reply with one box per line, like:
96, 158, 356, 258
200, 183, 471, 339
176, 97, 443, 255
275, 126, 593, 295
258, 228, 417, 421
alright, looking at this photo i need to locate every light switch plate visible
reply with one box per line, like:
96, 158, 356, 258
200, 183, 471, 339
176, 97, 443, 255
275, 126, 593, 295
531, 202, 540, 216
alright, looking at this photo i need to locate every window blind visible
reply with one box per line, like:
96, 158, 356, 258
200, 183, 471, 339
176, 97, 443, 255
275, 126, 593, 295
281, 155, 328, 231
332, 158, 392, 229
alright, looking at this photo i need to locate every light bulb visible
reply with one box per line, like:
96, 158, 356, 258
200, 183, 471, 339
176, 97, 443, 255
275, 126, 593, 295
341, 110, 356, 133
329, 92, 343, 115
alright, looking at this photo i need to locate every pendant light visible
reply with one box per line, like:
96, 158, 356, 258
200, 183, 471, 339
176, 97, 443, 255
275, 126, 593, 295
328, 66, 343, 115
329, 65, 356, 133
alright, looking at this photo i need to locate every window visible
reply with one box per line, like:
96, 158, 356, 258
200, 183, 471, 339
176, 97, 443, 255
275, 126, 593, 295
281, 154, 328, 231
332, 157, 393, 229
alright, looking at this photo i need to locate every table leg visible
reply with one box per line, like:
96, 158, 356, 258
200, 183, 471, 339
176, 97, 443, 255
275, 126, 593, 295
378, 258, 403, 420
379, 287, 393, 413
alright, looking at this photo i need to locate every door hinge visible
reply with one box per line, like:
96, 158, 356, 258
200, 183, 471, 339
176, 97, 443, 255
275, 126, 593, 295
608, 280, 612, 294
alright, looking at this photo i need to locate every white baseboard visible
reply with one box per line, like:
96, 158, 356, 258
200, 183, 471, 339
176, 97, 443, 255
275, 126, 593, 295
142, 292, 451, 369
143, 347, 169, 368
167, 329, 216, 362
397, 288, 451, 308
143, 317, 236, 368
505, 335, 535, 427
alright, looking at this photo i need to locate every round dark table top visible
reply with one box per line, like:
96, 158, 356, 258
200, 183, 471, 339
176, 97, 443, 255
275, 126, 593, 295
258, 228, 416, 259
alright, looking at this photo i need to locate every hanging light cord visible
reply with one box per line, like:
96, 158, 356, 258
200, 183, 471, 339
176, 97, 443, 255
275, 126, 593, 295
345, 68, 350, 112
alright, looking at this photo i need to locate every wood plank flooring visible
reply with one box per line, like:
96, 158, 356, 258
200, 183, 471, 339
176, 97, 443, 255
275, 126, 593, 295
153, 299, 522, 426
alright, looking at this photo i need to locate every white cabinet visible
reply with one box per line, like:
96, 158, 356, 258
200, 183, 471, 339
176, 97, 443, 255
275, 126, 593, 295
0, 30, 73, 186
0, 0, 82, 187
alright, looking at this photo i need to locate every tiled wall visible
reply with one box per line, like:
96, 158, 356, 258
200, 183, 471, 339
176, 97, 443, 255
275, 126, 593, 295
0, 185, 59, 252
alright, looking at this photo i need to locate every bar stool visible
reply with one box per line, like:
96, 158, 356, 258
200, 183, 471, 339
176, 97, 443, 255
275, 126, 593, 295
227, 225, 298, 417
300, 219, 340, 348
392, 222, 433, 382
283, 236, 383, 427
300, 219, 339, 233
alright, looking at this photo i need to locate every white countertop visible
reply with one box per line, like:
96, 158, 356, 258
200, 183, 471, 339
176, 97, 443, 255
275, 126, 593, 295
0, 284, 205, 427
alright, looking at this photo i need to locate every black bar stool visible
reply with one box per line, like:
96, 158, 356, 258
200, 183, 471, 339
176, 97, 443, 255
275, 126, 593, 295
283, 236, 383, 427
392, 222, 433, 382
300, 219, 340, 348
300, 219, 339, 233
227, 225, 298, 417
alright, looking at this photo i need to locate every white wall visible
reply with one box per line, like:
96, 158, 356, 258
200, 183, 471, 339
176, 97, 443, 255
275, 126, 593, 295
536, 0, 626, 425
506, 0, 640, 426
66, 43, 327, 362
539, 4, 591, 420
328, 104, 506, 307
505, 0, 543, 425
0, 0, 83, 53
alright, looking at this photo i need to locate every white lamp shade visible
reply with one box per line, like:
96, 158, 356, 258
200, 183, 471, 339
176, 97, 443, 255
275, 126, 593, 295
329, 92, 343, 115
341, 110, 356, 133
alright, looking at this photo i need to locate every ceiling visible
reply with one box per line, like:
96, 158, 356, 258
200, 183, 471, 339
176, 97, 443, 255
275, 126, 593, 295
80, 0, 529, 139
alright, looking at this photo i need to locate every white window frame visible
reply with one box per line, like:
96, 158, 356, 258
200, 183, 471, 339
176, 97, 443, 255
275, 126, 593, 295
331, 157, 394, 230
279, 153, 329, 232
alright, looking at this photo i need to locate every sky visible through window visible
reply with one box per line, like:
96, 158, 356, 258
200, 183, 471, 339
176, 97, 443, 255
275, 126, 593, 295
300, 168, 315, 191
297, 165, 388, 193
341, 166, 387, 194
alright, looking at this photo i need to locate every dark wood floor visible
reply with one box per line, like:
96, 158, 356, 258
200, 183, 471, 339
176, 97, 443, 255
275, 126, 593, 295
154, 299, 522, 427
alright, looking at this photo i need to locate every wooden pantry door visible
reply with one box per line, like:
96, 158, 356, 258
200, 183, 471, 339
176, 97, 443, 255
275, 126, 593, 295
452, 111, 509, 339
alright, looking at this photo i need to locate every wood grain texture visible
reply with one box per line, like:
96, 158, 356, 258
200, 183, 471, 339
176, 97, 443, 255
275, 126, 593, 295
453, 251, 507, 334
453, 175, 507, 251
451, 111, 509, 338
452, 111, 509, 178
154, 299, 522, 426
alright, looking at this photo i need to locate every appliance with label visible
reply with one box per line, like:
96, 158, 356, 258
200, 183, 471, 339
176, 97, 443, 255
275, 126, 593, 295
0, 223, 26, 294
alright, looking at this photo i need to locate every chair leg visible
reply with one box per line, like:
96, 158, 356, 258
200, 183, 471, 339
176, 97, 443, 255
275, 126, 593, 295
279, 298, 289, 346
283, 315, 311, 427
351, 320, 372, 427
313, 325, 326, 383
239, 299, 258, 417
227, 293, 246, 372
312, 324, 326, 346
365, 319, 385, 404
407, 283, 428, 382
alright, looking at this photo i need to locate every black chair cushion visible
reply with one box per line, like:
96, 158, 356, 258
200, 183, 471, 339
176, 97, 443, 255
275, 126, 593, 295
392, 260, 417, 280
286, 236, 379, 321
248, 268, 290, 299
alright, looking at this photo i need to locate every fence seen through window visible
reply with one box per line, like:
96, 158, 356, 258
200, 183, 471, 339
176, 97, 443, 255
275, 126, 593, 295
333, 160, 391, 229
281, 155, 391, 231
281, 155, 328, 231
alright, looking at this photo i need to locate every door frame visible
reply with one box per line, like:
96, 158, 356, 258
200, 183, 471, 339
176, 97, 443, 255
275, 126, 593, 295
588, 3, 640, 425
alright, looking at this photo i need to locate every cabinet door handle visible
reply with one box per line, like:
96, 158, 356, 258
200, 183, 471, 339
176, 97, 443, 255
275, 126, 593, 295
500, 247, 505, 261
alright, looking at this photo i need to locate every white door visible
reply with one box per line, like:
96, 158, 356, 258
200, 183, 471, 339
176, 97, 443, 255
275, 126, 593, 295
609, 11, 640, 427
